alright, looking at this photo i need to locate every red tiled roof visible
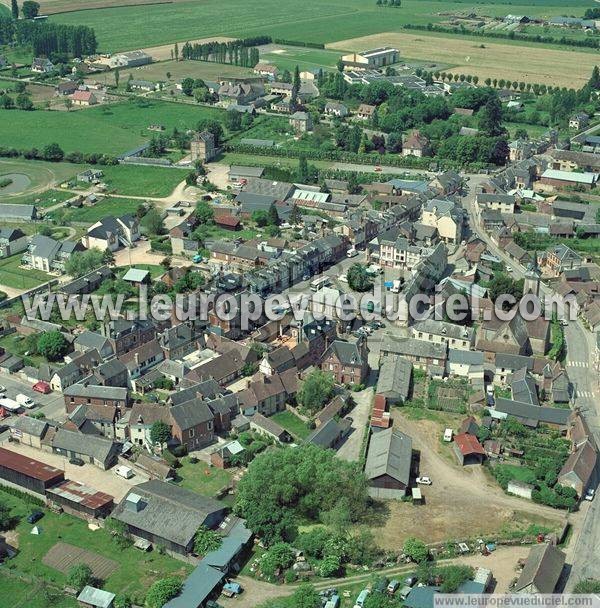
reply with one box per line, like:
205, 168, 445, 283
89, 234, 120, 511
215, 214, 241, 228
72, 90, 93, 102
454, 433, 485, 456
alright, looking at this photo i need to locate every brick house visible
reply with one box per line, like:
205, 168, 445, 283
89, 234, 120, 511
320, 338, 369, 385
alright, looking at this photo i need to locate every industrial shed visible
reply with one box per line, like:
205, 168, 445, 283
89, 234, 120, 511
0, 447, 64, 496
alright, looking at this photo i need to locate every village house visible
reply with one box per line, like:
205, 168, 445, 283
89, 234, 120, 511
190, 130, 216, 163
22, 235, 85, 273
402, 130, 430, 158
253, 63, 278, 79
356, 103, 376, 120
324, 102, 349, 118
321, 338, 369, 386
31, 57, 54, 73
63, 383, 129, 414
71, 90, 97, 106
289, 111, 313, 134
119, 339, 164, 381
514, 544, 566, 594
82, 214, 140, 251
569, 113, 589, 130
421, 199, 463, 245
411, 319, 474, 351
380, 334, 447, 371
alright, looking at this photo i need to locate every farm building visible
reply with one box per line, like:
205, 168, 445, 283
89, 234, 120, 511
112, 480, 228, 556
453, 433, 485, 466
46, 479, 114, 520
10, 416, 50, 449
341, 47, 399, 70
365, 428, 413, 499
0, 447, 64, 496
514, 544, 566, 594
507, 480, 534, 500
77, 586, 115, 608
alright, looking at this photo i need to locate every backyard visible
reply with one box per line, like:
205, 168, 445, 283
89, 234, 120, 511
0, 488, 192, 603
0, 254, 52, 290
271, 410, 312, 440
57, 197, 144, 223
171, 457, 233, 497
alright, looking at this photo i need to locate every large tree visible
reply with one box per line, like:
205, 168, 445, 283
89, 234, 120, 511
297, 369, 335, 414
64, 248, 104, 278
193, 526, 222, 555
347, 263, 373, 293
21, 0, 40, 18
235, 444, 369, 544
149, 420, 171, 449
478, 94, 504, 137
37, 331, 69, 362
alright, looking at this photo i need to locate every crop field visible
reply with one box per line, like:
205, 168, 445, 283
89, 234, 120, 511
0, 79, 56, 105
50, 0, 594, 53
328, 31, 600, 88
0, 159, 82, 202
43, 542, 119, 578
0, 100, 224, 156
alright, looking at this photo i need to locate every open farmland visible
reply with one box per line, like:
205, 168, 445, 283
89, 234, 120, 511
0, 0, 178, 14
0, 100, 224, 156
50, 0, 594, 53
328, 32, 600, 88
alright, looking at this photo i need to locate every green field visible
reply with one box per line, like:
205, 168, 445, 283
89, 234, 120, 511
0, 100, 225, 156
0, 488, 191, 602
99, 164, 189, 197
51, 0, 594, 53
0, 572, 79, 608
60, 197, 143, 222
259, 46, 344, 73
0, 254, 52, 290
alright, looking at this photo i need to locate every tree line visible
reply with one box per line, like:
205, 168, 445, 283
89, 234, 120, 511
0, 17, 97, 57
403, 22, 600, 50
180, 36, 269, 67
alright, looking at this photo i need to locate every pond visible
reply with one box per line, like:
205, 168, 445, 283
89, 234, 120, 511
0, 173, 32, 195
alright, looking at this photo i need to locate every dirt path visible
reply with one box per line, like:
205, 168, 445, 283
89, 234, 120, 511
221, 545, 531, 607
368, 413, 565, 550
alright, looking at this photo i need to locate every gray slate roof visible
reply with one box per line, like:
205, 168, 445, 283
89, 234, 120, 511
113, 480, 225, 548
11, 415, 48, 438
376, 357, 412, 401
514, 544, 565, 593
52, 428, 118, 464
63, 383, 128, 401
365, 427, 412, 486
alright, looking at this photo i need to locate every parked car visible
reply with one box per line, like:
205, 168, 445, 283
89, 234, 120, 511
16, 394, 35, 409
585, 488, 595, 501
114, 465, 134, 479
27, 510, 44, 524
387, 580, 400, 595
0, 385, 6, 394
404, 576, 417, 587
416, 476, 432, 485
32, 381, 51, 394
69, 457, 84, 466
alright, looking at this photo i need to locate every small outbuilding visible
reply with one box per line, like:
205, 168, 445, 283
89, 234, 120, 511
453, 433, 485, 466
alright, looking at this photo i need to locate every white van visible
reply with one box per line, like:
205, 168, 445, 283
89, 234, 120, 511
114, 465, 134, 479
15, 394, 35, 409
443, 428, 453, 442
346, 248, 358, 258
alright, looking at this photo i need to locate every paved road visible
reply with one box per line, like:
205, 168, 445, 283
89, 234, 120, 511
0, 373, 65, 422
336, 382, 374, 462
462, 178, 600, 588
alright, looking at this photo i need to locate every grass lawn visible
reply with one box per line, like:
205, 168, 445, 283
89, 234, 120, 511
271, 410, 311, 440
0, 99, 225, 156
51, 0, 591, 53
172, 457, 233, 497
0, 488, 191, 602
11, 189, 76, 209
99, 164, 189, 198
60, 197, 143, 223
0, 254, 52, 290
0, 572, 79, 608
494, 463, 537, 485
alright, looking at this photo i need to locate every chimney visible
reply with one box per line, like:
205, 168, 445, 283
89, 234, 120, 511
134, 353, 139, 365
